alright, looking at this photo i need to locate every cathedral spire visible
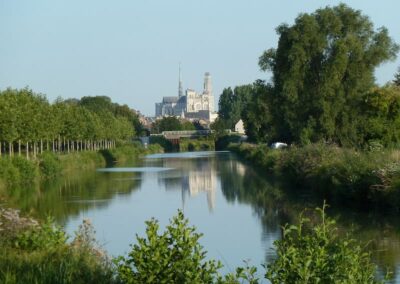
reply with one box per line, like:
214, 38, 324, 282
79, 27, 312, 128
178, 63, 183, 98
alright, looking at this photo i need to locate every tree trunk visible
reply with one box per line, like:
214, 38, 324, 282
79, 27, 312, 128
26, 142, 29, 160
18, 140, 21, 156
8, 142, 12, 157
40, 139, 43, 154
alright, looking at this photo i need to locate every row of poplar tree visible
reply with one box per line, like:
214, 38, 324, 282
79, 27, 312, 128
0, 88, 141, 158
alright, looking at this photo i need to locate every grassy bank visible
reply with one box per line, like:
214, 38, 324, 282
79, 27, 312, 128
228, 143, 400, 211
0, 143, 163, 193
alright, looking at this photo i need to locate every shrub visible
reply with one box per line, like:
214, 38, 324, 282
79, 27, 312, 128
10, 156, 38, 185
39, 151, 61, 179
0, 210, 117, 284
13, 217, 66, 251
266, 203, 384, 283
116, 211, 223, 284
0, 158, 20, 189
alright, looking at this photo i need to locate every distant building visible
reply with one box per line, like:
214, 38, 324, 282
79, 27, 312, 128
234, 119, 245, 134
155, 68, 218, 123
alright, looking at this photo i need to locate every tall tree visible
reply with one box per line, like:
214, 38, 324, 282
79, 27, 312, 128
259, 4, 399, 146
217, 85, 252, 129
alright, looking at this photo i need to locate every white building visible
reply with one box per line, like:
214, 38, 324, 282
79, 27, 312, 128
155, 69, 217, 123
234, 119, 245, 134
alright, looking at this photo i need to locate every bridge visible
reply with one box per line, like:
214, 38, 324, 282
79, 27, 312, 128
159, 130, 213, 139
148, 130, 214, 146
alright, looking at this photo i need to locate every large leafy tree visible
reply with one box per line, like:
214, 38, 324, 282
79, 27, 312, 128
259, 4, 399, 146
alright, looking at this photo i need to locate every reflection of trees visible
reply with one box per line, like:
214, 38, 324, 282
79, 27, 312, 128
217, 154, 400, 281
4, 169, 142, 225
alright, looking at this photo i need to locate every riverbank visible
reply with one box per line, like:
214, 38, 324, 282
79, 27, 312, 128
0, 143, 163, 193
228, 143, 400, 212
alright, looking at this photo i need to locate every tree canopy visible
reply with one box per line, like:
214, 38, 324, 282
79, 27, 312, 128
151, 117, 196, 134
0, 88, 139, 156
257, 4, 399, 146
217, 85, 253, 130
216, 4, 399, 147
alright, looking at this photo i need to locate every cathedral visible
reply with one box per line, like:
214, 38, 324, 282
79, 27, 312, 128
155, 69, 218, 123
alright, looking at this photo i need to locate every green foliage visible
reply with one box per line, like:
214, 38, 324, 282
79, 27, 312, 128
180, 138, 215, 152
116, 211, 223, 284
241, 81, 274, 143
11, 156, 38, 184
149, 135, 175, 152
151, 117, 195, 133
218, 4, 400, 147
266, 203, 382, 283
39, 151, 62, 179
0, 209, 117, 284
258, 4, 399, 146
0, 157, 39, 189
218, 85, 253, 130
0, 89, 139, 158
210, 118, 230, 138
0, 159, 19, 189
13, 217, 67, 251
229, 143, 400, 210
358, 85, 400, 147
214, 134, 241, 150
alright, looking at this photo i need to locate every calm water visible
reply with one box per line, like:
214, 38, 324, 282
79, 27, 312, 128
4, 151, 400, 281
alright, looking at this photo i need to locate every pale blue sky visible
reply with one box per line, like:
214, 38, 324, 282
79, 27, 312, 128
1, 1, 399, 115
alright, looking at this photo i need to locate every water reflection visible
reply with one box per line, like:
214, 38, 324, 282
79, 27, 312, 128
2, 151, 400, 282
3, 170, 143, 225
150, 154, 217, 211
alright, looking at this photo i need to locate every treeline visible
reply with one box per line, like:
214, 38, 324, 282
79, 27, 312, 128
214, 4, 400, 149
151, 116, 204, 133
0, 88, 141, 158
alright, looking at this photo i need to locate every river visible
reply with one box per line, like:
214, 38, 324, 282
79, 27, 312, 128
5, 151, 400, 282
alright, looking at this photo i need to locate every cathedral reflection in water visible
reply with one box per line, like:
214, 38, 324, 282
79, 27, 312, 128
156, 156, 217, 211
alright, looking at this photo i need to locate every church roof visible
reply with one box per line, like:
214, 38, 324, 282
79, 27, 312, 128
162, 96, 179, 103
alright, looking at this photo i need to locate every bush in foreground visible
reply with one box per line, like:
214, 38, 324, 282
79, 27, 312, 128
266, 203, 384, 283
0, 208, 117, 284
116, 211, 223, 284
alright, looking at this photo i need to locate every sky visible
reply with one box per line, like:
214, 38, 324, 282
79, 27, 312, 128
1, 1, 399, 116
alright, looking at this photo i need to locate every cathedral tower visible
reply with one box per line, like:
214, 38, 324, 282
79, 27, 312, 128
203, 72, 212, 95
